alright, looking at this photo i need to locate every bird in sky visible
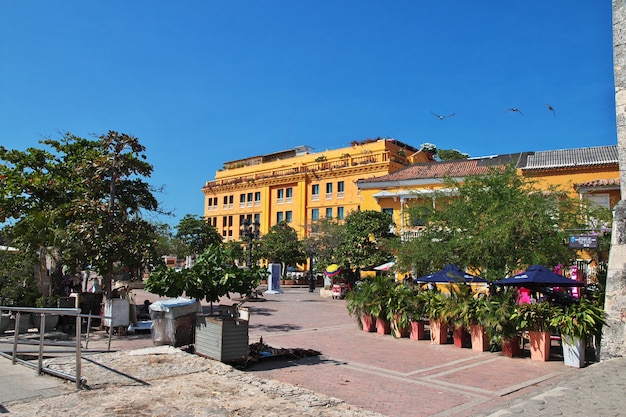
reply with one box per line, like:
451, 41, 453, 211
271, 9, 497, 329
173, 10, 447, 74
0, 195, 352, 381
505, 107, 523, 115
430, 111, 455, 120
545, 104, 556, 118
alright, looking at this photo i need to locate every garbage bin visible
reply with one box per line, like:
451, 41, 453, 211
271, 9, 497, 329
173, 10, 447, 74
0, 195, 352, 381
149, 297, 201, 347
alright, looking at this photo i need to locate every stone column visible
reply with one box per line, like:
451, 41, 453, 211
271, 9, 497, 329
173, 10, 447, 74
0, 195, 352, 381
602, 0, 626, 359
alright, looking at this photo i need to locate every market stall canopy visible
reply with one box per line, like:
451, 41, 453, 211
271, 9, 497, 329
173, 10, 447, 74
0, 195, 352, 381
416, 264, 487, 283
374, 261, 396, 271
324, 264, 342, 277
493, 265, 584, 288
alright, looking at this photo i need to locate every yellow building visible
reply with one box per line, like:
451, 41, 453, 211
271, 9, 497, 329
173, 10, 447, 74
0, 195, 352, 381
201, 138, 429, 241
356, 145, 620, 281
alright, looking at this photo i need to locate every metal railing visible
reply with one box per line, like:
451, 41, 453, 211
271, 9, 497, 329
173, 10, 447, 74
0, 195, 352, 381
0, 306, 113, 390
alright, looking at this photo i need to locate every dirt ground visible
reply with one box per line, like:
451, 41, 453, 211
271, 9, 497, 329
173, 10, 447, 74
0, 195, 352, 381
3, 346, 386, 417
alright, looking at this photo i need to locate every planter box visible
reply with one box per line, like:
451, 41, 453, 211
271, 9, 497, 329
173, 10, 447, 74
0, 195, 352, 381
410, 320, 426, 340
502, 336, 521, 357
195, 316, 249, 363
376, 318, 391, 335
392, 316, 409, 338
470, 324, 490, 352
430, 320, 449, 345
528, 331, 551, 361
360, 314, 376, 333
562, 335, 585, 368
32, 314, 60, 333
453, 326, 470, 348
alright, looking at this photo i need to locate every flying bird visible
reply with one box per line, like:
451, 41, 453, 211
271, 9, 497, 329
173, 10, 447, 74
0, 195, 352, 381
545, 104, 556, 118
505, 107, 523, 115
431, 111, 455, 120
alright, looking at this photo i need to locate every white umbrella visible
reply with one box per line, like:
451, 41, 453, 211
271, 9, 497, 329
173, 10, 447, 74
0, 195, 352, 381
374, 261, 396, 271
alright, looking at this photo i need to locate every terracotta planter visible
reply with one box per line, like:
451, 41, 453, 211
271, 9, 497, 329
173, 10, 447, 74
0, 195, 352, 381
502, 336, 521, 357
470, 324, 490, 352
410, 320, 426, 340
453, 326, 470, 348
429, 319, 449, 344
392, 315, 409, 338
376, 317, 391, 335
360, 313, 376, 333
528, 331, 551, 361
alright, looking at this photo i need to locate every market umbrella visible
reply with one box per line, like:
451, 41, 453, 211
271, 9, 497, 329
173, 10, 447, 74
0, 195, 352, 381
374, 261, 396, 271
416, 264, 487, 283
324, 264, 342, 277
493, 265, 584, 288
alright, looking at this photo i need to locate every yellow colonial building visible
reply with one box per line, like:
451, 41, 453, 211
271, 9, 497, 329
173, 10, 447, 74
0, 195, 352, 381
357, 145, 620, 240
201, 138, 429, 240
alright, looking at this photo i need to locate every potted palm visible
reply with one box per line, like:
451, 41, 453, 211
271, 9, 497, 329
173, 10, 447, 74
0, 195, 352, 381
484, 288, 521, 357
423, 290, 450, 344
550, 298, 606, 368
367, 276, 394, 335
441, 287, 472, 348
511, 301, 558, 361
409, 291, 428, 340
346, 281, 376, 332
386, 284, 416, 338
466, 295, 490, 352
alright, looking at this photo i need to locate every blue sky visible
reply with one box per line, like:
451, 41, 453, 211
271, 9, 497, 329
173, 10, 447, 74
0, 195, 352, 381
0, 2, 616, 226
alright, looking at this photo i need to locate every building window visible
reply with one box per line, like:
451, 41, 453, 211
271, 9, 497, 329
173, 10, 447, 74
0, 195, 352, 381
382, 208, 393, 217
285, 187, 293, 203
277, 189, 285, 204
222, 216, 227, 227
312, 184, 320, 202
311, 208, 319, 221
337, 181, 345, 199
286, 211, 293, 222
337, 206, 344, 220
239, 194, 246, 208
254, 213, 260, 224
228, 216, 233, 227
326, 183, 333, 200
326, 208, 333, 219
277, 211, 284, 223
254, 192, 261, 206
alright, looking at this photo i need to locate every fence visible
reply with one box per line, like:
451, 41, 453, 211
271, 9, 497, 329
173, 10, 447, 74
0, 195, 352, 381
0, 306, 113, 390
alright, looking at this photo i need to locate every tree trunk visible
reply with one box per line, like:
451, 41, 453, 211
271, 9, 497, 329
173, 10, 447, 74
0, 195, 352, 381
602, 0, 626, 359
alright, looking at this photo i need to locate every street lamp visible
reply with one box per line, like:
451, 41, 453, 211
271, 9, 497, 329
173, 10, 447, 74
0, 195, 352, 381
241, 218, 260, 268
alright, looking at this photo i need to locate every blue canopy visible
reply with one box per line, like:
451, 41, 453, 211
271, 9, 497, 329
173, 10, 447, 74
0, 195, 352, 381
416, 264, 487, 283
493, 265, 584, 287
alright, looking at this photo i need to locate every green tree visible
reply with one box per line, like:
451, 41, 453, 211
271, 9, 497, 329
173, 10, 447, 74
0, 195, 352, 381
175, 214, 222, 257
398, 165, 605, 280
302, 218, 346, 275
438, 149, 469, 161
257, 221, 305, 277
145, 243, 265, 305
0, 131, 165, 298
338, 210, 397, 281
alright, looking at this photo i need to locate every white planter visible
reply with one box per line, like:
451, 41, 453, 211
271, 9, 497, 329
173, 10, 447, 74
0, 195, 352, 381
562, 334, 585, 368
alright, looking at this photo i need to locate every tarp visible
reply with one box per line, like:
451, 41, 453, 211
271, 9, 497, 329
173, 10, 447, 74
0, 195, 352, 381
374, 261, 396, 271
149, 297, 202, 319
493, 265, 585, 288
415, 264, 487, 283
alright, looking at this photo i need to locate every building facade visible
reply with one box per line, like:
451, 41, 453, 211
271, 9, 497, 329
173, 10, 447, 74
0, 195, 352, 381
202, 138, 428, 241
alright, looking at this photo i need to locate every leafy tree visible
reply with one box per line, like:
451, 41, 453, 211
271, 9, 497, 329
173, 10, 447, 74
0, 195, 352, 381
175, 214, 222, 257
0, 131, 165, 299
438, 149, 469, 161
398, 165, 605, 280
145, 243, 265, 306
338, 210, 397, 282
0, 250, 39, 306
256, 221, 305, 277
302, 218, 346, 275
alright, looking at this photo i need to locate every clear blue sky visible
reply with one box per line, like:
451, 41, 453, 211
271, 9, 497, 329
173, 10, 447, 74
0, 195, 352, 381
0, 1, 616, 226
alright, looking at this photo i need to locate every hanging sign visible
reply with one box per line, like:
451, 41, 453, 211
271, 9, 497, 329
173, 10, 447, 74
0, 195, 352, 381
568, 235, 598, 249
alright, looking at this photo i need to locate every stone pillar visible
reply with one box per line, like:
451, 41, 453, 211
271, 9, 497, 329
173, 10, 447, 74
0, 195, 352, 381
602, 0, 626, 359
